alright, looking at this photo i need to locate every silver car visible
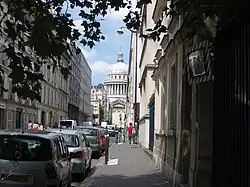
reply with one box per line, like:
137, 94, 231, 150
46, 128, 92, 179
0, 129, 72, 187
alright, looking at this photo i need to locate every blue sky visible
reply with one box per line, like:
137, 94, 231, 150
68, 3, 135, 85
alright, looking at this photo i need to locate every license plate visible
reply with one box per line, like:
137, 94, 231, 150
1, 174, 28, 183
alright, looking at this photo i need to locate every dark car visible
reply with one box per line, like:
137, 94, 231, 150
75, 126, 105, 158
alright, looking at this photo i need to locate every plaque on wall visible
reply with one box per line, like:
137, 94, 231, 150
188, 49, 206, 77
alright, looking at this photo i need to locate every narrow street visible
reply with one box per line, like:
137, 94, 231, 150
73, 143, 169, 187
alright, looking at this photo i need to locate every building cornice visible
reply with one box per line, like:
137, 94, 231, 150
139, 64, 157, 88
139, 38, 148, 68
152, 0, 167, 23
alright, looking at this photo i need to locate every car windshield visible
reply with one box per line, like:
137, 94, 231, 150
59, 121, 73, 129
0, 135, 52, 161
81, 128, 98, 136
62, 134, 79, 147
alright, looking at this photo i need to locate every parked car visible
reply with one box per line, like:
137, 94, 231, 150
58, 120, 77, 130
75, 126, 105, 158
46, 128, 92, 179
0, 129, 72, 187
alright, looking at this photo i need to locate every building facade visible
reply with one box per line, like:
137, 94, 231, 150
37, 56, 69, 127
91, 84, 107, 124
68, 45, 92, 123
104, 51, 128, 127
137, 2, 158, 150
78, 51, 92, 122
138, 1, 215, 187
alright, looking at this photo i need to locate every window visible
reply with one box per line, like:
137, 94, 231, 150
62, 134, 79, 147
59, 136, 69, 158
54, 137, 63, 159
78, 128, 98, 136
0, 135, 52, 161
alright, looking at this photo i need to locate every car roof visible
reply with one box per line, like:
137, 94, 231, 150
45, 128, 80, 135
76, 126, 100, 130
0, 129, 60, 140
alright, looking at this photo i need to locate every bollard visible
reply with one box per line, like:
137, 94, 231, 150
105, 136, 109, 165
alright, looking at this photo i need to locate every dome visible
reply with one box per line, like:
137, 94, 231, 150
109, 51, 128, 74
110, 62, 128, 74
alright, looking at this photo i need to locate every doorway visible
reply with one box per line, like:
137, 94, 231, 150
16, 109, 22, 129
149, 101, 155, 151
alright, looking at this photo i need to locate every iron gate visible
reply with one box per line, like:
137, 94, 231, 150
213, 9, 250, 187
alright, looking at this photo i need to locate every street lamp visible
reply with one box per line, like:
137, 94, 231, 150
117, 26, 139, 130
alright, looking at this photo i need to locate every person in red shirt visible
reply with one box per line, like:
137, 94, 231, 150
127, 123, 134, 146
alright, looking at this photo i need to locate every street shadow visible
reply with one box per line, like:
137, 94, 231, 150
84, 172, 170, 187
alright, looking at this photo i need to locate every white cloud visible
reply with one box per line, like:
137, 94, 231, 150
90, 60, 113, 74
81, 48, 97, 62
104, 0, 137, 20
73, 20, 84, 35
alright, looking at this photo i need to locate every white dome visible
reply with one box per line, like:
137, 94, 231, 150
110, 62, 128, 74
109, 51, 128, 75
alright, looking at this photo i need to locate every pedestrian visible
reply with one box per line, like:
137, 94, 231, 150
122, 127, 126, 143
127, 123, 134, 147
53, 122, 58, 128
39, 123, 44, 130
27, 120, 33, 130
118, 128, 122, 143
33, 122, 39, 131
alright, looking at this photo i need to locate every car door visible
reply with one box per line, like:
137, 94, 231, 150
60, 136, 71, 179
53, 137, 65, 181
55, 136, 69, 184
80, 134, 89, 166
83, 134, 92, 163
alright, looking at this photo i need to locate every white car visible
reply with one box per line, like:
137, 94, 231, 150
46, 128, 92, 180
0, 129, 72, 187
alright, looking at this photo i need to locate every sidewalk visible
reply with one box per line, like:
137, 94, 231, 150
80, 143, 170, 187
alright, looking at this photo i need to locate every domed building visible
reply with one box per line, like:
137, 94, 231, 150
104, 50, 128, 127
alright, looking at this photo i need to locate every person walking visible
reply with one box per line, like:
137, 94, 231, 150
118, 128, 122, 143
39, 123, 44, 130
27, 120, 33, 130
122, 127, 126, 143
127, 123, 134, 147
33, 122, 39, 131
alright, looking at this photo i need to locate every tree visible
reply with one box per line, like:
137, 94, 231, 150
99, 104, 105, 123
0, 0, 137, 101
0, 0, 235, 101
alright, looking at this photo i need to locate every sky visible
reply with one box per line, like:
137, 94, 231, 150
68, 2, 136, 85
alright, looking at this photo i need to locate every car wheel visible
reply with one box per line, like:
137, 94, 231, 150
67, 182, 71, 187
88, 159, 92, 171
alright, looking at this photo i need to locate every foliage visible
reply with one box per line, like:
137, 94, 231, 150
99, 104, 105, 123
0, 0, 235, 101
0, 0, 134, 101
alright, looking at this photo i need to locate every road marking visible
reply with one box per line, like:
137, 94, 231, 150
107, 158, 119, 166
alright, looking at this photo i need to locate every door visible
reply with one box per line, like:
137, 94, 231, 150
54, 137, 69, 183
16, 109, 22, 129
149, 102, 155, 152
80, 134, 89, 166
